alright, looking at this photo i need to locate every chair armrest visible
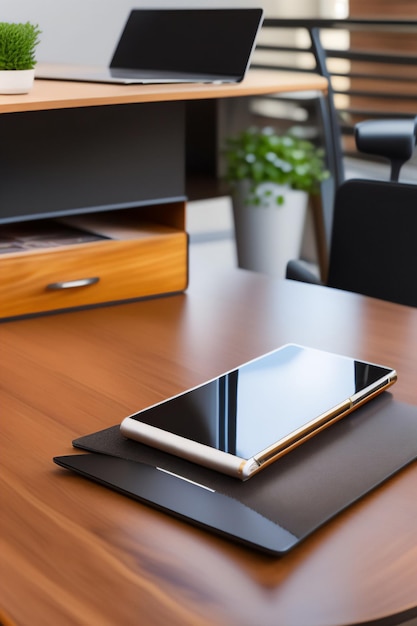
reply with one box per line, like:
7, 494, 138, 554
286, 260, 323, 285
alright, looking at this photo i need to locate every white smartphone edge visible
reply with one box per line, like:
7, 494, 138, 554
120, 418, 259, 480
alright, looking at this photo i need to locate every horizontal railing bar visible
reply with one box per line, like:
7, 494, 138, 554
326, 49, 417, 65
333, 90, 417, 101
255, 44, 312, 54
330, 71, 417, 83
261, 17, 417, 30
251, 63, 316, 74
338, 108, 416, 119
255, 45, 417, 66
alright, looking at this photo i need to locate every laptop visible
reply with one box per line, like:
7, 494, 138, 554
36, 8, 264, 85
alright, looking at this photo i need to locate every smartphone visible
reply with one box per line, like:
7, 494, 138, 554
120, 344, 397, 480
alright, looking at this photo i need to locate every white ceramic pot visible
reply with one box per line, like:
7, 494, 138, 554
232, 181, 309, 279
0, 69, 35, 94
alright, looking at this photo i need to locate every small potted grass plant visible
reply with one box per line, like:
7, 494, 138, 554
0, 21, 41, 94
224, 126, 329, 278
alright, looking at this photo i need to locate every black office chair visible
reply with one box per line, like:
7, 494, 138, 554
286, 118, 417, 308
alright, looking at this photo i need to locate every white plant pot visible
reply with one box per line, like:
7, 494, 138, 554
0, 69, 35, 94
232, 181, 309, 279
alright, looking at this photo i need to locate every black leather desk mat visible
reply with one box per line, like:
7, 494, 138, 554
73, 393, 417, 542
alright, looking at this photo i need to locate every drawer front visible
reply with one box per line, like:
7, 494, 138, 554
0, 233, 188, 318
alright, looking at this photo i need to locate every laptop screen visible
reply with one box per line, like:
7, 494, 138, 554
110, 8, 264, 78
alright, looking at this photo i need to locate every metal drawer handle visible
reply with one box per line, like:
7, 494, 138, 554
46, 277, 100, 291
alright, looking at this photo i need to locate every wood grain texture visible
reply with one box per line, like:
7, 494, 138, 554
0, 69, 328, 114
0, 230, 187, 317
0, 205, 188, 319
1, 253, 417, 626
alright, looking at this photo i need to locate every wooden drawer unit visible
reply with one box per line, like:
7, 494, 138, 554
0, 202, 188, 320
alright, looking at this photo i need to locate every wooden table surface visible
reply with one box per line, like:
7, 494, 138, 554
0, 67, 328, 114
1, 254, 417, 626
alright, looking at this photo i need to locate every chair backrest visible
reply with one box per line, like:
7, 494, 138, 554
327, 179, 417, 307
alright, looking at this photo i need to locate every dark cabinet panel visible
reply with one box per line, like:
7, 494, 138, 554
0, 101, 185, 224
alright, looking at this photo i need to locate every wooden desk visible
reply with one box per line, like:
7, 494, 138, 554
1, 252, 417, 626
0, 67, 328, 112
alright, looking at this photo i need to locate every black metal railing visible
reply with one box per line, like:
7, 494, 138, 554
251, 18, 417, 187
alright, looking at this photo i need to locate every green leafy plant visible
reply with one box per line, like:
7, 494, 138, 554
224, 126, 329, 205
0, 22, 41, 71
